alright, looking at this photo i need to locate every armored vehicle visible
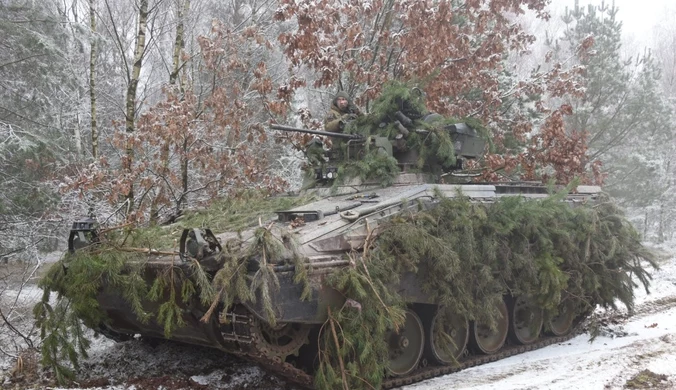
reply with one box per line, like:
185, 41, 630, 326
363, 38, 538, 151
43, 98, 653, 389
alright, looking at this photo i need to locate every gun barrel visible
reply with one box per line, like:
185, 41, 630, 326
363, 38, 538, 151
270, 124, 362, 140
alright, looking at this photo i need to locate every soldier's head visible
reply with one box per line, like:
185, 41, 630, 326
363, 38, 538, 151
333, 91, 350, 111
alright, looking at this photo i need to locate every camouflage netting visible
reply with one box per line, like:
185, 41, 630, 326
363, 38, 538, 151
35, 188, 656, 389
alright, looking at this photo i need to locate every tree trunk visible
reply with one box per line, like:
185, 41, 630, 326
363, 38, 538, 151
89, 0, 99, 159
169, 0, 190, 88
126, 0, 148, 135
657, 203, 665, 243
74, 113, 83, 158
124, 0, 149, 212
151, 0, 191, 225
181, 137, 188, 210
177, 0, 190, 212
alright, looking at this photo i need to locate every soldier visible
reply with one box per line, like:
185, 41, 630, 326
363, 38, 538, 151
324, 91, 362, 133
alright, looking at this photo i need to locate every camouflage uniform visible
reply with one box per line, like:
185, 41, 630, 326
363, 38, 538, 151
324, 91, 362, 133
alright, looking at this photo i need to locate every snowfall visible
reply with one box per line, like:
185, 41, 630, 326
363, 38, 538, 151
2, 241, 675, 390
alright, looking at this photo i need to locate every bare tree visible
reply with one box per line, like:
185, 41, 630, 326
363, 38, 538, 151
89, 0, 100, 159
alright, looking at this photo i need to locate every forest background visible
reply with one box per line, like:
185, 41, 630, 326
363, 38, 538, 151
1, 0, 676, 370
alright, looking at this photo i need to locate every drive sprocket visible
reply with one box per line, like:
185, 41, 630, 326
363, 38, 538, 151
250, 319, 312, 361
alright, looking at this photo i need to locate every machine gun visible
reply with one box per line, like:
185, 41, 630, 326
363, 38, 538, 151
272, 123, 392, 161
271, 123, 393, 183
270, 124, 363, 140
271, 122, 483, 161
271, 120, 485, 182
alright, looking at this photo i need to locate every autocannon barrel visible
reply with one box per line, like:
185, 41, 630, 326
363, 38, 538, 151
270, 124, 363, 140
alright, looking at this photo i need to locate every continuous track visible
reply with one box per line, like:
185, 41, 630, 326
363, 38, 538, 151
382, 329, 580, 389
236, 321, 583, 389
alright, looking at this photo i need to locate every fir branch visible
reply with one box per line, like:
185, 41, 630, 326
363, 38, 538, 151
328, 307, 349, 390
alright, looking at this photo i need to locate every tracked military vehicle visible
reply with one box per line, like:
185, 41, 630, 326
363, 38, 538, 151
44, 91, 653, 389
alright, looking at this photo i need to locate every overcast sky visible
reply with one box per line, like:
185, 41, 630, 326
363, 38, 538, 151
552, 0, 675, 47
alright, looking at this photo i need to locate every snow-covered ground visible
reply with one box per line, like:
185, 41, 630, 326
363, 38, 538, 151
408, 246, 676, 390
2, 245, 676, 389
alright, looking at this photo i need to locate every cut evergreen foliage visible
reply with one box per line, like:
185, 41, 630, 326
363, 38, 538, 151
366, 80, 428, 125
34, 249, 148, 383
334, 146, 400, 187
146, 261, 215, 338
314, 253, 406, 390
322, 81, 491, 185
205, 224, 312, 327
314, 189, 656, 389
35, 187, 655, 389
35, 191, 315, 384
114, 190, 317, 249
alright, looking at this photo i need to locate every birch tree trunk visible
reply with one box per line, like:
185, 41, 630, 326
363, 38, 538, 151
124, 0, 149, 212
74, 113, 83, 158
89, 0, 99, 159
175, 0, 190, 211
169, 0, 189, 89
150, 0, 191, 224
126, 0, 148, 135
